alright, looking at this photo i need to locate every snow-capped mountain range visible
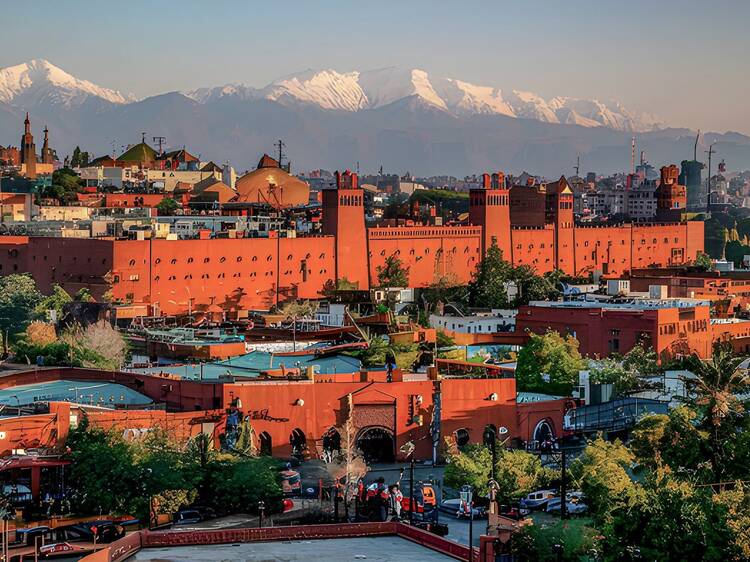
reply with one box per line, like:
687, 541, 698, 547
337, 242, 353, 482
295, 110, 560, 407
4, 59, 748, 177
186, 67, 663, 132
0, 60, 661, 132
0, 59, 135, 107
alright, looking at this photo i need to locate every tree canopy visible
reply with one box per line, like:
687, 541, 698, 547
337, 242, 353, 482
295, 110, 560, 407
467, 243, 561, 309
515, 330, 586, 395
376, 253, 409, 287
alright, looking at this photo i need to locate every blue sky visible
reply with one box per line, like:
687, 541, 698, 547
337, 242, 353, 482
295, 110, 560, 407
3, 0, 748, 133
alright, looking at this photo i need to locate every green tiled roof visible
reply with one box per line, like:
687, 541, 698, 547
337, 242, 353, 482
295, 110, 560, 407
118, 142, 157, 162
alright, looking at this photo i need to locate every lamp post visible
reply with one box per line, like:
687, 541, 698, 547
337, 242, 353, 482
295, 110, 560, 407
409, 455, 415, 524
258, 500, 265, 528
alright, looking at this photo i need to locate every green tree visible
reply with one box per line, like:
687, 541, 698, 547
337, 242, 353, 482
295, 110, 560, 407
66, 416, 139, 515
630, 407, 711, 479
512, 519, 602, 562
494, 448, 558, 505
70, 146, 90, 168
513, 266, 562, 306
34, 284, 72, 322
156, 197, 179, 216
444, 444, 492, 497
0, 274, 42, 353
444, 443, 556, 503
207, 456, 282, 514
515, 331, 586, 394
376, 253, 409, 287
130, 428, 199, 519
74, 288, 95, 303
570, 437, 638, 526
467, 242, 512, 308
693, 252, 713, 271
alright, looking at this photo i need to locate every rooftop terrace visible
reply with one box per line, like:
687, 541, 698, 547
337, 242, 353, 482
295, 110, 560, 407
131, 536, 456, 561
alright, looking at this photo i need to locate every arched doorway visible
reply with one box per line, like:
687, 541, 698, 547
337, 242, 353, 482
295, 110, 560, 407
532, 419, 555, 450
322, 427, 341, 461
356, 427, 395, 464
455, 428, 470, 449
259, 431, 272, 456
290, 428, 307, 458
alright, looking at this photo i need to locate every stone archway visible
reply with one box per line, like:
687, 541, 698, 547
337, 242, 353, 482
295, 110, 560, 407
356, 426, 395, 464
532, 419, 555, 448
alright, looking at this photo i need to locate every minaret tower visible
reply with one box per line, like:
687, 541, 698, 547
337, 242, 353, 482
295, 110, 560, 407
20, 113, 37, 178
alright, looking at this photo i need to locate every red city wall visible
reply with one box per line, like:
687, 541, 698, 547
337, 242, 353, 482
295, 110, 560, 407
367, 226, 482, 287
0, 191, 704, 313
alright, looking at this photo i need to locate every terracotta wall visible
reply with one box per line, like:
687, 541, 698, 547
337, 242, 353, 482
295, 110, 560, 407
367, 226, 482, 287
516, 303, 713, 360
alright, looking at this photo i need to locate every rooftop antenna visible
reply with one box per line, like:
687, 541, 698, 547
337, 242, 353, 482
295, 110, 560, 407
630, 136, 636, 175
274, 139, 286, 169
356, 161, 360, 175
640, 150, 645, 166
141, 132, 147, 144
694, 130, 701, 161
152, 136, 166, 156
111, 140, 116, 159
573, 155, 580, 176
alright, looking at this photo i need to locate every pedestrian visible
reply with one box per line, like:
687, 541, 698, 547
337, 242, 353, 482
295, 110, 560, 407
389, 484, 403, 520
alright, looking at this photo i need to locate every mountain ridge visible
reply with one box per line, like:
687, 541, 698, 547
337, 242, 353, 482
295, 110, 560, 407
2, 59, 750, 176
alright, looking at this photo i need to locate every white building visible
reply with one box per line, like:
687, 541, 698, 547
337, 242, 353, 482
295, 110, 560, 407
429, 310, 516, 334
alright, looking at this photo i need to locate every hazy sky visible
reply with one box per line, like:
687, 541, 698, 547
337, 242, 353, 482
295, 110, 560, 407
2, 0, 748, 133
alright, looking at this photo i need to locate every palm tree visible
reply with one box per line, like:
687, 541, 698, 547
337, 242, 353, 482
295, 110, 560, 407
685, 343, 750, 477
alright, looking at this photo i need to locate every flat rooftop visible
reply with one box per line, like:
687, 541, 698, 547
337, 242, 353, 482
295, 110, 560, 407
130, 536, 456, 561
134, 351, 362, 380
527, 298, 710, 311
0, 379, 153, 407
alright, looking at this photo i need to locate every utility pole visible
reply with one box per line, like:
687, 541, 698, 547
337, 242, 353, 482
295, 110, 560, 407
706, 142, 717, 214
275, 139, 286, 169
560, 447, 568, 520
152, 136, 166, 156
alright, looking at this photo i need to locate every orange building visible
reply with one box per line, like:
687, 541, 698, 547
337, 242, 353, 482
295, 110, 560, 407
0, 167, 703, 315
0, 368, 568, 465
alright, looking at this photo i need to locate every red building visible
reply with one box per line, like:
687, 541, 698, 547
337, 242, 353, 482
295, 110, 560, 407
0, 367, 569, 465
515, 299, 714, 360
0, 167, 703, 315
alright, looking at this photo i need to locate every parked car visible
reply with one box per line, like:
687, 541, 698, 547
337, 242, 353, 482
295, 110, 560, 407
53, 521, 125, 543
439, 498, 486, 519
519, 490, 557, 510
545, 497, 589, 515
12, 526, 51, 546
173, 509, 202, 526
498, 504, 530, 520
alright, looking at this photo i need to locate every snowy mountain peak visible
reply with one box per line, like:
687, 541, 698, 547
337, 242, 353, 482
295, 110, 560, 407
189, 67, 661, 131
0, 59, 135, 107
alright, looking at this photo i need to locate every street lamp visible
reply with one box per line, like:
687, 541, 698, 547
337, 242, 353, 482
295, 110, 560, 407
258, 500, 265, 528
553, 543, 564, 562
